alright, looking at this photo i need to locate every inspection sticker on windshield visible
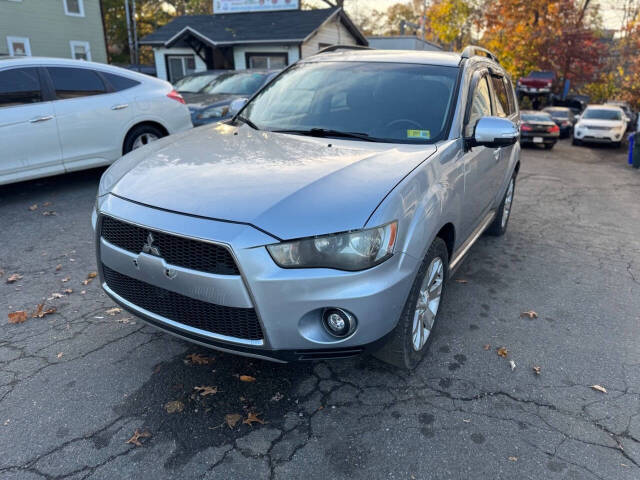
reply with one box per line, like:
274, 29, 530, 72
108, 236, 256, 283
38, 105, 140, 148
407, 129, 430, 139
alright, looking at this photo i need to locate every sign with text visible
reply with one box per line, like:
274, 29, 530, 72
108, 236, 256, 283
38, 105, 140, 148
213, 0, 299, 14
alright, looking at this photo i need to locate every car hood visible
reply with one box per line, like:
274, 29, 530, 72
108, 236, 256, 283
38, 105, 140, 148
578, 119, 625, 128
109, 123, 437, 240
186, 93, 236, 110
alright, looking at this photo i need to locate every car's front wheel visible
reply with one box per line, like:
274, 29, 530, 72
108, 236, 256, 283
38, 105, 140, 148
373, 237, 449, 370
123, 124, 165, 154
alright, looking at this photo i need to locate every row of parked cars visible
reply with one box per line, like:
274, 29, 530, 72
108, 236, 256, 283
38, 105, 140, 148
519, 102, 635, 150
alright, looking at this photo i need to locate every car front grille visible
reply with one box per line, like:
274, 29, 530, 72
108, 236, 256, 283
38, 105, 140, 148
586, 126, 611, 131
102, 264, 263, 341
100, 216, 240, 275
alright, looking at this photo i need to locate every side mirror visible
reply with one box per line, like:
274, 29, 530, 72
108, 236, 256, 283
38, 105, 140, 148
469, 117, 518, 148
229, 97, 248, 116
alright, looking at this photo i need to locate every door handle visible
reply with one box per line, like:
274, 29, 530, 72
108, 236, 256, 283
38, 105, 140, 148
111, 104, 129, 110
30, 115, 54, 123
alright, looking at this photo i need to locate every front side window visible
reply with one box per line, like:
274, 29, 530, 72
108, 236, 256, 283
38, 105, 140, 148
466, 75, 492, 136
48, 67, 106, 100
204, 72, 269, 96
70, 41, 91, 61
241, 61, 459, 143
64, 0, 84, 16
0, 67, 41, 107
491, 75, 509, 117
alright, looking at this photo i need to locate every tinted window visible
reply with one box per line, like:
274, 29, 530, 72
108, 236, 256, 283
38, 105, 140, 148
174, 73, 221, 93
491, 75, 509, 117
102, 72, 140, 92
0, 67, 42, 107
241, 62, 459, 143
522, 113, 553, 122
204, 72, 269, 96
544, 109, 569, 118
466, 76, 492, 136
504, 78, 516, 113
48, 67, 106, 100
582, 109, 622, 120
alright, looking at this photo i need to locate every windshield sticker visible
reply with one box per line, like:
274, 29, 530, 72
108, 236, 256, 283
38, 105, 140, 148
407, 129, 430, 139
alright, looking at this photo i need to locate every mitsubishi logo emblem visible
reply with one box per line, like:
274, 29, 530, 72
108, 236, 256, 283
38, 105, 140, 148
142, 232, 161, 256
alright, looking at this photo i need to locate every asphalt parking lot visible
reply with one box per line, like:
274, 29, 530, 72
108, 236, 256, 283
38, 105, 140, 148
1, 139, 639, 480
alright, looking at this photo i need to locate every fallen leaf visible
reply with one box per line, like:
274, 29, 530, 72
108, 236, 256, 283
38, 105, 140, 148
42, 201, 51, 207
483, 344, 491, 351
106, 307, 122, 316
55, 264, 62, 271
185, 353, 212, 365
28, 204, 38, 211
239, 375, 256, 383
32, 303, 56, 318
194, 385, 218, 397
80, 290, 86, 295
82, 272, 98, 285
590, 385, 607, 394
49, 293, 64, 300
243, 412, 265, 426
225, 413, 243, 429
508, 456, 518, 462
509, 360, 516, 371
117, 317, 135, 324
520, 310, 538, 319
164, 400, 184, 413
455, 279, 468, 284
42, 210, 57, 216
6, 273, 22, 284
8, 311, 28, 324
126, 429, 151, 447
61, 276, 71, 283
533, 366, 541, 375
56, 352, 63, 359
497, 347, 508, 358
462, 419, 471, 423
63, 288, 73, 294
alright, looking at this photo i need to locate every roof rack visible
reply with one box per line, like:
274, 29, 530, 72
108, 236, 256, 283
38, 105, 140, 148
461, 45, 499, 64
317, 44, 373, 54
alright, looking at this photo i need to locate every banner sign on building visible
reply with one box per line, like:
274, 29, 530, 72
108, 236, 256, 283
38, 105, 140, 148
213, 0, 300, 14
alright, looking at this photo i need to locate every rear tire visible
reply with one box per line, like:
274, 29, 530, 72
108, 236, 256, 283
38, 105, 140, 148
544, 143, 555, 150
572, 138, 581, 146
123, 124, 165, 154
373, 238, 449, 370
486, 173, 516, 236
613, 141, 622, 149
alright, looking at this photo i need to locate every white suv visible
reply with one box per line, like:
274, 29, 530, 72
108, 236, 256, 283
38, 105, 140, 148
573, 104, 627, 148
0, 57, 192, 185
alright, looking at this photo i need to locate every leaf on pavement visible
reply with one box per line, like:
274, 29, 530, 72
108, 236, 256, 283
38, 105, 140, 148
32, 303, 56, 318
520, 310, 538, 319
239, 375, 256, 383
509, 360, 516, 371
194, 385, 218, 397
48, 293, 64, 300
55, 264, 62, 271
164, 400, 184, 413
497, 347, 508, 358
63, 288, 73, 294
533, 366, 541, 375
483, 344, 491, 351
82, 272, 97, 285
56, 352, 63, 359
42, 201, 51, 207
106, 307, 122, 316
61, 276, 71, 283
225, 413, 243, 429
28, 204, 38, 211
590, 385, 607, 394
243, 412, 265, 426
7, 273, 22, 284
508, 456, 518, 462
42, 210, 57, 216
126, 429, 151, 447
185, 353, 213, 365
8, 311, 28, 324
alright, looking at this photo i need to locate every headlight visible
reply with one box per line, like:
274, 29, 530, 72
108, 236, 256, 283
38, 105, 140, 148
267, 222, 398, 271
197, 105, 229, 120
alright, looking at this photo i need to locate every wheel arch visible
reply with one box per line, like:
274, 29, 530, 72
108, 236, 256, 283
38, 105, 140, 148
435, 222, 455, 261
122, 121, 169, 155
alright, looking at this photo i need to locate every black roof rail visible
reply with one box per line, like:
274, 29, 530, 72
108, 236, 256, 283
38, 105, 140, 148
316, 44, 373, 54
460, 45, 499, 64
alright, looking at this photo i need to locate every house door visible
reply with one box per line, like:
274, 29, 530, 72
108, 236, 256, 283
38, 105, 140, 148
166, 55, 196, 83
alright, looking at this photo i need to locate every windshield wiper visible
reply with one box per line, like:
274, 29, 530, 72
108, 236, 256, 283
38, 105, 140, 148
271, 128, 379, 142
236, 115, 259, 130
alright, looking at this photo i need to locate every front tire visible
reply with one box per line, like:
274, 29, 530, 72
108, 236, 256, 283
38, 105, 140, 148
373, 238, 449, 370
486, 173, 515, 236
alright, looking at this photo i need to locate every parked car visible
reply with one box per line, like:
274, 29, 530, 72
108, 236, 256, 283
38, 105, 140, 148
94, 45, 521, 370
573, 105, 627, 148
186, 70, 279, 127
517, 70, 555, 95
173, 70, 226, 102
0, 57, 192, 186
520, 111, 559, 148
542, 106, 576, 138
606, 101, 636, 129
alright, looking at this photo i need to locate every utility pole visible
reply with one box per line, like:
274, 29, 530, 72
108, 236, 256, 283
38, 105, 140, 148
420, 0, 426, 41
124, 0, 135, 65
131, 0, 139, 65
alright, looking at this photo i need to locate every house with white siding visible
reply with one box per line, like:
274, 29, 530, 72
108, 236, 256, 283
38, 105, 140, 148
139, 7, 367, 82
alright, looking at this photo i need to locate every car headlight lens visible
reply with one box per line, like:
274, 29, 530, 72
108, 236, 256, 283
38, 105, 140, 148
267, 222, 398, 271
197, 105, 229, 120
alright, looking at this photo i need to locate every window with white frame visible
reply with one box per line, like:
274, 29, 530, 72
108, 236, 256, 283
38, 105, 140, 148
70, 41, 91, 61
6, 36, 31, 56
64, 0, 84, 17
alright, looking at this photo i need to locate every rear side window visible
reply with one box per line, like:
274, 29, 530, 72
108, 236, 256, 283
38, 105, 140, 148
504, 78, 516, 114
48, 67, 106, 100
466, 76, 492, 136
102, 72, 140, 92
491, 75, 510, 117
0, 67, 42, 107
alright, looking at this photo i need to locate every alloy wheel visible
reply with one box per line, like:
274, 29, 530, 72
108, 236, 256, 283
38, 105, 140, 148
132, 133, 159, 150
412, 256, 444, 351
501, 178, 514, 228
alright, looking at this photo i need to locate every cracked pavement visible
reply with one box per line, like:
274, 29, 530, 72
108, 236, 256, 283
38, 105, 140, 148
1, 139, 639, 479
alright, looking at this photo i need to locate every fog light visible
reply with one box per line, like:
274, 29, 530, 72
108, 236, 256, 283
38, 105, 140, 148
322, 308, 356, 337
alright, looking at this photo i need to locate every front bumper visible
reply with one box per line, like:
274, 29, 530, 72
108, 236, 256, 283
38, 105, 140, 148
574, 128, 624, 143
94, 194, 418, 361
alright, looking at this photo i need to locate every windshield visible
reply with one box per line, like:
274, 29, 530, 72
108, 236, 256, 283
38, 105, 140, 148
240, 61, 459, 143
582, 109, 622, 120
528, 71, 553, 79
545, 109, 568, 118
522, 114, 553, 122
174, 73, 220, 93
203, 72, 269, 95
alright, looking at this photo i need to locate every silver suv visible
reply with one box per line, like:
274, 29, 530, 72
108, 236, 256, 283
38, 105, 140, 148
93, 45, 520, 369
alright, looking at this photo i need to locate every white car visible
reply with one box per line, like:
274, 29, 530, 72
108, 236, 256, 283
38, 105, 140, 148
0, 57, 192, 185
573, 104, 627, 148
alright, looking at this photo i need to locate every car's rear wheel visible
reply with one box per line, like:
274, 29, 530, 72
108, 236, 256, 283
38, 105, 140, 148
123, 124, 165, 154
373, 237, 448, 370
486, 173, 515, 236
572, 138, 582, 146
544, 143, 555, 150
